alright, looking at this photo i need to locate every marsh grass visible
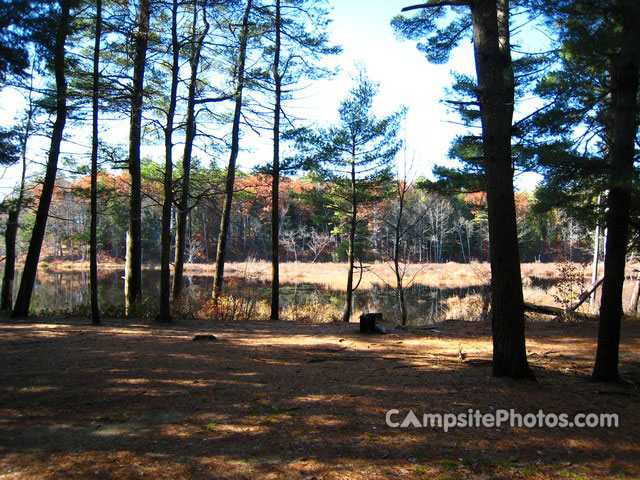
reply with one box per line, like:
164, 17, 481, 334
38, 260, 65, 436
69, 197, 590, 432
26, 259, 621, 289
187, 261, 489, 290
444, 294, 485, 322
26, 261, 638, 321
280, 299, 342, 323
198, 295, 270, 322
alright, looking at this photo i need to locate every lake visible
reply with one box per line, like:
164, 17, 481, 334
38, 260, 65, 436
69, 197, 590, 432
23, 269, 488, 325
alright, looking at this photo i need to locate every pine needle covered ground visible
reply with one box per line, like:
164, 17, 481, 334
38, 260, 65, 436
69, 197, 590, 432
0, 317, 639, 479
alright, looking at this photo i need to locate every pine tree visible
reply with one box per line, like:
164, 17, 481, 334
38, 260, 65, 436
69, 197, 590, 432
212, 0, 254, 303
12, 0, 72, 318
299, 71, 403, 322
394, 0, 534, 379
124, 0, 151, 317
527, 0, 640, 382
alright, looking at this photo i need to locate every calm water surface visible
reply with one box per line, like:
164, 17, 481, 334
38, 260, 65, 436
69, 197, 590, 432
24, 269, 487, 325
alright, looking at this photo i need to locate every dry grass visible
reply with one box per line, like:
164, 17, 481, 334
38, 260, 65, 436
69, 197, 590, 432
444, 294, 486, 322
27, 260, 640, 317
186, 261, 490, 289
29, 260, 633, 287
281, 299, 343, 323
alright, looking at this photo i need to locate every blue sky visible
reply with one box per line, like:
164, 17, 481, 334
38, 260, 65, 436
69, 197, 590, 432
251, 0, 478, 182
227, 0, 542, 189
0, 0, 543, 196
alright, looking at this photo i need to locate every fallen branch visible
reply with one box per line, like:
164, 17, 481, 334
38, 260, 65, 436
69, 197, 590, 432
523, 302, 598, 320
524, 302, 640, 322
567, 276, 604, 312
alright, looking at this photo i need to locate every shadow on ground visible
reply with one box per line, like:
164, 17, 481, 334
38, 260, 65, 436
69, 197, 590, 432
0, 317, 639, 479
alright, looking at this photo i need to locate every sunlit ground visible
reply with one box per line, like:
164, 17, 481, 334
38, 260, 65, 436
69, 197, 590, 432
0, 316, 639, 479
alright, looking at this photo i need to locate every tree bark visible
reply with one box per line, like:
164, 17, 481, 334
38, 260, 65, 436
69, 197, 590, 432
630, 270, 640, 313
592, 1, 640, 383
12, 0, 70, 318
212, 0, 252, 303
159, 0, 180, 323
471, 0, 533, 379
1, 93, 31, 312
89, 0, 102, 325
590, 194, 602, 307
342, 154, 357, 322
1, 210, 19, 312
393, 184, 408, 325
125, 0, 150, 316
173, 0, 209, 301
270, 0, 281, 321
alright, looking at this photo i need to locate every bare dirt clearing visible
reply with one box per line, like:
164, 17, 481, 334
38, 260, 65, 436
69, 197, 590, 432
0, 317, 639, 479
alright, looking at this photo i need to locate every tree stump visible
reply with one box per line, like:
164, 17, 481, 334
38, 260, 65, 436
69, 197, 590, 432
360, 312, 382, 333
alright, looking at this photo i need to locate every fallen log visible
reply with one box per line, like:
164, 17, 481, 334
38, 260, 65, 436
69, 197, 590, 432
567, 276, 604, 312
523, 302, 598, 321
523, 302, 640, 322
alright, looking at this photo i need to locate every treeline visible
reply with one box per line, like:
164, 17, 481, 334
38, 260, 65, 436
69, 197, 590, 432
14, 171, 595, 266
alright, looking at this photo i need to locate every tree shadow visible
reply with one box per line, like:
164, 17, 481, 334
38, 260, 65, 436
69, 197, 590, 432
0, 317, 638, 479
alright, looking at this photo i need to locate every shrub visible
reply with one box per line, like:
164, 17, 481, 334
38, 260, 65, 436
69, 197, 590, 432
197, 295, 269, 322
444, 293, 485, 321
549, 262, 588, 310
281, 299, 341, 323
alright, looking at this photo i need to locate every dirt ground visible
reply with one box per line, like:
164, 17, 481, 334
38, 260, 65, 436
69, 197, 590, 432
0, 317, 639, 480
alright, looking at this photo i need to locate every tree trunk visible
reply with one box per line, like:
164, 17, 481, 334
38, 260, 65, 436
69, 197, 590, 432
471, 0, 533, 379
1, 97, 31, 312
394, 234, 408, 325
393, 186, 407, 325
342, 155, 357, 322
12, 0, 70, 318
202, 208, 209, 261
125, 0, 150, 316
270, 0, 281, 321
89, 0, 102, 326
212, 0, 252, 303
630, 271, 640, 313
159, 0, 180, 323
173, 2, 208, 300
1, 66, 36, 313
590, 194, 602, 307
592, 2, 640, 382
1, 210, 19, 312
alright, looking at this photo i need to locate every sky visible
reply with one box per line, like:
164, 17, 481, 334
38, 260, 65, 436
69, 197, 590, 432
0, 0, 543, 197
247, 0, 478, 182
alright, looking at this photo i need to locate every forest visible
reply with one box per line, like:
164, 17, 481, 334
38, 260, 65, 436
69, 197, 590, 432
17, 171, 592, 265
0, 0, 639, 478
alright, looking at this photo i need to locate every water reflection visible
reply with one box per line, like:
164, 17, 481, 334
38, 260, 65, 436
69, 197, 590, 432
22, 269, 485, 325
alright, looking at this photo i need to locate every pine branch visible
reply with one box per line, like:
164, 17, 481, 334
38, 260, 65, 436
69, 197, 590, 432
402, 0, 470, 12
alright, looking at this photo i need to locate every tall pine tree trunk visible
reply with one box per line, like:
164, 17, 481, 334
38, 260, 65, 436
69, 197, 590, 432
89, 0, 102, 325
590, 194, 602, 307
12, 0, 70, 318
125, 0, 150, 316
270, 0, 281, 321
592, 1, 640, 382
1, 96, 31, 312
212, 0, 252, 303
342, 155, 357, 323
471, 0, 533, 379
173, 0, 209, 301
159, 0, 180, 323
1, 210, 19, 312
